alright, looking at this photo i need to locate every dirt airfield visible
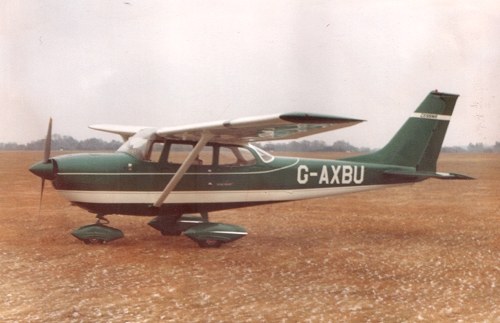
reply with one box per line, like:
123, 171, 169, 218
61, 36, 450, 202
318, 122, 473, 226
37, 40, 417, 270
0, 151, 499, 322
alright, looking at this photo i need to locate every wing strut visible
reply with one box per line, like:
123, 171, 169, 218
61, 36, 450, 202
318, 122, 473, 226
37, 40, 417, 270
153, 132, 214, 208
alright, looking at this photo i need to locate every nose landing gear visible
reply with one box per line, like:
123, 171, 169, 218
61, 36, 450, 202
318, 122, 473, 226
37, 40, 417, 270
71, 214, 124, 244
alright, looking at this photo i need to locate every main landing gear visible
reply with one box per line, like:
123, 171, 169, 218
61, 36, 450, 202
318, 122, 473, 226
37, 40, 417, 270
71, 214, 124, 244
71, 213, 247, 248
148, 212, 248, 248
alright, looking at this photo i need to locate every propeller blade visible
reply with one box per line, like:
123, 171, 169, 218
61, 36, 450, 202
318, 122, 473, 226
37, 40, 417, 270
39, 118, 52, 215
39, 179, 45, 216
43, 118, 52, 164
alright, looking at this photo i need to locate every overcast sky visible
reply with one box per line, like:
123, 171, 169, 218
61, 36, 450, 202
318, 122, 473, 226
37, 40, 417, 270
1, 0, 499, 148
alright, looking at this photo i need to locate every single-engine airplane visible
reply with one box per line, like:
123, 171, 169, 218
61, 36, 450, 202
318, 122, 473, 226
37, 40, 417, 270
30, 91, 473, 247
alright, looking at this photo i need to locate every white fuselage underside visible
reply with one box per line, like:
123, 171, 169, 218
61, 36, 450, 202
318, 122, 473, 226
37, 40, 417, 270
56, 183, 409, 205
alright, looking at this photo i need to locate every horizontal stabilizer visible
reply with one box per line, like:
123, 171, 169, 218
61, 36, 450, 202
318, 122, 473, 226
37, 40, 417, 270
384, 170, 475, 180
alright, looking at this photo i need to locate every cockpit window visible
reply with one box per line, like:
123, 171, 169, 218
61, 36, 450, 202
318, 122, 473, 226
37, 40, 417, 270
117, 138, 163, 162
251, 145, 275, 163
117, 137, 150, 160
117, 128, 162, 162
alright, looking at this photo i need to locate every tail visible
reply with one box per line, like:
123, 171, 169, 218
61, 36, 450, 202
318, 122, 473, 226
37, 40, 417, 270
342, 91, 473, 179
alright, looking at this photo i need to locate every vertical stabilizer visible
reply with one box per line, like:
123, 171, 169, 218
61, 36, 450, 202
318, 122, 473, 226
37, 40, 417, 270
342, 91, 459, 171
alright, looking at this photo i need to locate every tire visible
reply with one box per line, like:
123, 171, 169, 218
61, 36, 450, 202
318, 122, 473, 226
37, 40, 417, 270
83, 238, 105, 244
198, 239, 222, 248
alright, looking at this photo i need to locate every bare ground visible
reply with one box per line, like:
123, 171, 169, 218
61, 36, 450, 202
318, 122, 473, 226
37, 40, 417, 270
0, 151, 499, 322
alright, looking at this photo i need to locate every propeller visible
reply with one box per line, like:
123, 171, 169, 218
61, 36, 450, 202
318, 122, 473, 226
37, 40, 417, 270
38, 118, 52, 215
43, 118, 52, 164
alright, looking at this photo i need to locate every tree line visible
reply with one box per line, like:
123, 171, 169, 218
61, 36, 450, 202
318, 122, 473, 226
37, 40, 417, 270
0, 135, 499, 153
255, 140, 500, 153
0, 134, 122, 151
253, 140, 371, 153
441, 142, 500, 153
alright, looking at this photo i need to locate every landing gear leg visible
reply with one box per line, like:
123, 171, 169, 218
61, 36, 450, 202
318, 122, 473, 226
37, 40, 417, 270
95, 214, 110, 225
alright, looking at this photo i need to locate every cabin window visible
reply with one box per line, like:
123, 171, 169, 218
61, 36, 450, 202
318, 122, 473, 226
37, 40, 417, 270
148, 142, 164, 162
167, 143, 213, 166
218, 146, 256, 167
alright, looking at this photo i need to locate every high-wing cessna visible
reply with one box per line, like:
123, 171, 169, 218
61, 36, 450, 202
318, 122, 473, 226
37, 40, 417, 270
30, 91, 472, 247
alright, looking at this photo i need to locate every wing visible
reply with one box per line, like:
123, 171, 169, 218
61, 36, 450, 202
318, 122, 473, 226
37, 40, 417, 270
89, 124, 151, 142
90, 112, 364, 143
156, 112, 364, 143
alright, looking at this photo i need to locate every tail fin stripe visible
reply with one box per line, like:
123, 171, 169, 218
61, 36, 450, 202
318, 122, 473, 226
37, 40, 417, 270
412, 113, 451, 121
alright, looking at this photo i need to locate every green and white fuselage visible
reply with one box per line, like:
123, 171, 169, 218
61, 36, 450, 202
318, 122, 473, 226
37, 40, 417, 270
48, 148, 415, 216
